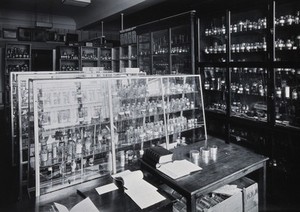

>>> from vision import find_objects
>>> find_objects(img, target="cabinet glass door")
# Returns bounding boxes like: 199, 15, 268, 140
171, 25, 191, 74
275, 0, 300, 62
201, 14, 227, 62
230, 67, 268, 121
274, 68, 300, 128
203, 67, 227, 114
152, 29, 169, 75
138, 33, 151, 74
230, 8, 267, 62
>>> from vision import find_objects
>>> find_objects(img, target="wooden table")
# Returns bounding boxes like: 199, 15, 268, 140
36, 171, 172, 212
141, 137, 269, 212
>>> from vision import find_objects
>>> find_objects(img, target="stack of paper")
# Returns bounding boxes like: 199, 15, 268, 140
157, 159, 202, 179
111, 170, 166, 209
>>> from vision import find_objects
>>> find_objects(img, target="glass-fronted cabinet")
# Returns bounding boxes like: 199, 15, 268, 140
138, 33, 151, 74
29, 74, 206, 196
137, 11, 196, 75
230, 67, 268, 121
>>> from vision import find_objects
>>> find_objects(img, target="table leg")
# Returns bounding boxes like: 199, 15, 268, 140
259, 161, 267, 211
186, 194, 196, 212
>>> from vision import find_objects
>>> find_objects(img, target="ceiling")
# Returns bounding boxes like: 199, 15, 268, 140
1, 0, 233, 34
0, 0, 173, 30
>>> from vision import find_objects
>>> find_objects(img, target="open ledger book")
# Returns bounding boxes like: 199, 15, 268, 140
157, 159, 202, 179
54, 197, 99, 212
112, 170, 166, 209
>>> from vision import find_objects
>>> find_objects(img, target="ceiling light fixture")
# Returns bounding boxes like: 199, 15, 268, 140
62, 0, 91, 7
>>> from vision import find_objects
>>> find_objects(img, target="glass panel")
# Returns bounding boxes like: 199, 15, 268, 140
203, 67, 227, 114
201, 14, 227, 62
230, 8, 267, 62
162, 76, 205, 146
152, 29, 169, 75
138, 33, 151, 74
230, 67, 268, 121
112, 77, 165, 172
171, 25, 191, 74
274, 68, 300, 128
33, 78, 112, 195
275, 1, 300, 62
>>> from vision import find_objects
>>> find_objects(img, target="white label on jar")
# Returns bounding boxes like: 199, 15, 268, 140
285, 86, 290, 98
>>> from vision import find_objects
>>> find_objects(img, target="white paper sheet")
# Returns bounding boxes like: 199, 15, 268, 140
157, 159, 202, 179
54, 197, 99, 212
95, 183, 118, 195
125, 187, 166, 209
213, 184, 242, 196
111, 170, 166, 209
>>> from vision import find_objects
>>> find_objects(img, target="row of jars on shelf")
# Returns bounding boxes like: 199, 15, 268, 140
231, 82, 267, 96
100, 54, 112, 60
206, 102, 227, 112
61, 52, 79, 60
231, 101, 267, 119
205, 67, 300, 75
275, 38, 300, 50
204, 18, 267, 36
125, 116, 198, 144
81, 52, 98, 60
275, 68, 300, 75
39, 130, 111, 167
276, 12, 300, 26
117, 82, 196, 99
204, 67, 267, 76
6, 64, 29, 72
6, 48, 30, 59
204, 78, 226, 91
120, 55, 137, 60
275, 84, 299, 100
117, 97, 195, 120
61, 65, 79, 71
171, 46, 190, 54
204, 40, 267, 54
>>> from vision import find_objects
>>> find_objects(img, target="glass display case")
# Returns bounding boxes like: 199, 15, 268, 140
12, 71, 145, 197
230, 67, 268, 121
29, 74, 206, 196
